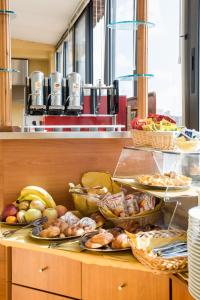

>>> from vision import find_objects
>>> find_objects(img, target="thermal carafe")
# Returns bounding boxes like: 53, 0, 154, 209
30, 71, 44, 106
50, 72, 63, 106
66, 72, 82, 111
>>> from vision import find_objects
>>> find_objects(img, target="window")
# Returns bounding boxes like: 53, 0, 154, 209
56, 45, 63, 74
110, 0, 135, 97
67, 30, 73, 75
148, 0, 182, 124
75, 13, 86, 83
93, 0, 105, 84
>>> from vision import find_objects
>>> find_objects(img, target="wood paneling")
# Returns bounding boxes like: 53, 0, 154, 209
12, 285, 73, 300
172, 276, 195, 300
137, 0, 148, 118
0, 0, 12, 126
0, 245, 11, 300
0, 138, 131, 208
82, 263, 169, 300
12, 248, 81, 299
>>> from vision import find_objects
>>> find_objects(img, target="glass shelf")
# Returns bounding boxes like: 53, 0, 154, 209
124, 146, 200, 156
117, 73, 154, 81
0, 68, 19, 73
108, 20, 155, 30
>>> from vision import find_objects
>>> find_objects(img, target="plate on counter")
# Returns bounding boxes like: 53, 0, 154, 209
136, 174, 192, 190
0, 221, 27, 226
79, 231, 131, 252
136, 182, 191, 191
29, 226, 82, 241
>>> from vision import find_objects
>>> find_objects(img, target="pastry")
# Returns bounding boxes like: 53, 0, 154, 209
90, 212, 105, 227
128, 229, 187, 251
111, 233, 130, 249
85, 230, 114, 249
137, 173, 191, 187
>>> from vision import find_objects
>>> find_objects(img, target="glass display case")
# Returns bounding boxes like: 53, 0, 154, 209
112, 146, 200, 230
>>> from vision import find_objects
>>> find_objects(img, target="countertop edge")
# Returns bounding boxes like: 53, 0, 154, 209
0, 131, 132, 139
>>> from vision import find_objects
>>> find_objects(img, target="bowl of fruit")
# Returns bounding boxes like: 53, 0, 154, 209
131, 114, 180, 150
0, 185, 67, 226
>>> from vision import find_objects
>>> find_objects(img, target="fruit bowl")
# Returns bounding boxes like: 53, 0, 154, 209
176, 138, 200, 152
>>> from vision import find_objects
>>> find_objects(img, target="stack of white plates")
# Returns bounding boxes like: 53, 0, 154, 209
188, 206, 200, 300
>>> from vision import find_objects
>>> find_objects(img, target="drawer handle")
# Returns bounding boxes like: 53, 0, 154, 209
39, 266, 49, 273
118, 283, 127, 291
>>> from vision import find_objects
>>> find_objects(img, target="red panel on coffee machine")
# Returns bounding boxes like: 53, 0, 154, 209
43, 96, 127, 131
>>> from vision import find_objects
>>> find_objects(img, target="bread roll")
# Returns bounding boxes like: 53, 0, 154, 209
111, 233, 130, 249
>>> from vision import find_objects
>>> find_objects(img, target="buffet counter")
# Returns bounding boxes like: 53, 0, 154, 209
0, 132, 195, 300
0, 228, 193, 300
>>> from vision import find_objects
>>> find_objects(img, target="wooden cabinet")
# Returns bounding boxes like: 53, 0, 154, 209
12, 285, 74, 300
12, 248, 81, 299
0, 245, 11, 300
82, 263, 169, 300
171, 276, 195, 300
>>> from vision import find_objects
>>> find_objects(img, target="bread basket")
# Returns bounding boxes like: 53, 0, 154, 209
151, 131, 177, 150
131, 129, 153, 147
99, 198, 163, 229
72, 193, 99, 216
127, 230, 188, 274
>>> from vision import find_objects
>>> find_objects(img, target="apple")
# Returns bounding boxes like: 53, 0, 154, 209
56, 205, 68, 217
43, 208, 58, 221
1, 204, 18, 221
25, 209, 42, 223
30, 200, 46, 211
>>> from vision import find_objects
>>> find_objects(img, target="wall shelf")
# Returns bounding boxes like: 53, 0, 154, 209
107, 20, 155, 30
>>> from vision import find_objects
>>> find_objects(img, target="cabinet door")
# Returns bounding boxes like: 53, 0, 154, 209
172, 276, 195, 300
82, 263, 169, 300
12, 248, 81, 299
12, 285, 73, 300
0, 245, 11, 300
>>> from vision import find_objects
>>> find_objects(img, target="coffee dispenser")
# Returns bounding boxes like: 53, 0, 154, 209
28, 71, 46, 115
48, 72, 65, 115
66, 72, 82, 113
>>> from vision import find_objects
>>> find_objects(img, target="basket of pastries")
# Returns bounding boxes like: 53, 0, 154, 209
126, 229, 188, 273
131, 114, 179, 150
69, 172, 120, 216
98, 191, 163, 229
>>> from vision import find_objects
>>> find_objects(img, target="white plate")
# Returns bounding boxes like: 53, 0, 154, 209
188, 286, 200, 300
189, 280, 200, 294
188, 245, 200, 255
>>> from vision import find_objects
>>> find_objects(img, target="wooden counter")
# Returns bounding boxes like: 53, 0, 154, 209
0, 235, 193, 300
1, 236, 170, 300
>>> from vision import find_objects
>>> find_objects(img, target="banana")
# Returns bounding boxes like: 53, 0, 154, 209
18, 194, 45, 204
19, 186, 56, 208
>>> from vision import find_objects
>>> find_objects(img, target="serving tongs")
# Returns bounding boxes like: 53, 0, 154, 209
48, 237, 82, 249
2, 216, 48, 238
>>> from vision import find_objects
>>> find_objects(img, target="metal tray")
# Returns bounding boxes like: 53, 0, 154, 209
30, 231, 82, 241
80, 231, 131, 252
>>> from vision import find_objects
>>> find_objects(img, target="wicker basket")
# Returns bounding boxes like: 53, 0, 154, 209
131, 129, 153, 147
130, 244, 188, 274
99, 199, 163, 229
151, 131, 177, 150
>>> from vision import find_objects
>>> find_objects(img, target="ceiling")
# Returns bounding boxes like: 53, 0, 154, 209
10, 0, 81, 45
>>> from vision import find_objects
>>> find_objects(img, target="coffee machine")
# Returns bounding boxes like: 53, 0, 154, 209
24, 71, 127, 131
